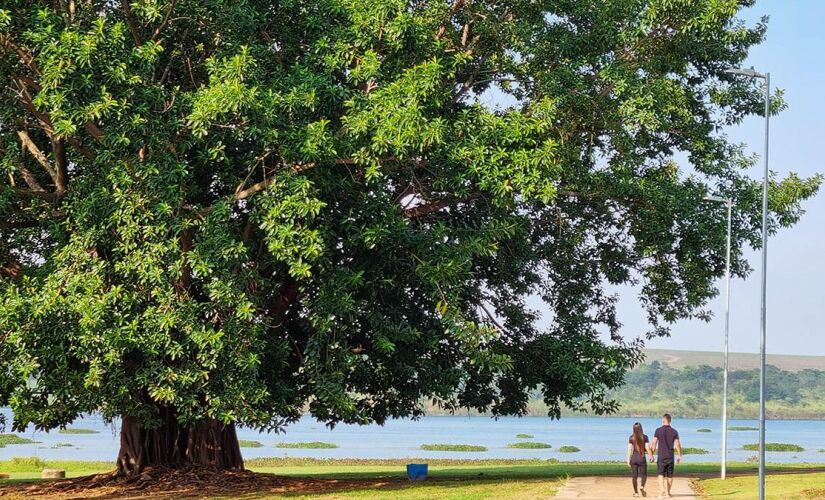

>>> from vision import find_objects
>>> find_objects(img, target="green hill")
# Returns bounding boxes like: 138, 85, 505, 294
643, 349, 825, 372
424, 349, 825, 419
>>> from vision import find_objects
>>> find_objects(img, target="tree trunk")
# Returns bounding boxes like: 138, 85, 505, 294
116, 407, 243, 476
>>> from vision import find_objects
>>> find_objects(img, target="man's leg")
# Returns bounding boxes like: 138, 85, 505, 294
666, 476, 674, 495
658, 474, 665, 496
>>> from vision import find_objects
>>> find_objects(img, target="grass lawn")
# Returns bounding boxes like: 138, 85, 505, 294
697, 472, 825, 499
267, 477, 566, 499
2, 458, 825, 498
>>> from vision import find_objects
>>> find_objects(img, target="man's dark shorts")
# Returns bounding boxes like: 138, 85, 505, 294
658, 459, 675, 477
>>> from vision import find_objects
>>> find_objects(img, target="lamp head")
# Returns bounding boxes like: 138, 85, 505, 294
724, 67, 765, 79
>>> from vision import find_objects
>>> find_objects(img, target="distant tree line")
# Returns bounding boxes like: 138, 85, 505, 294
602, 362, 825, 419
426, 362, 825, 419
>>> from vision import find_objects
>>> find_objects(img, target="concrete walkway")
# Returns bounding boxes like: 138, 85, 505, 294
555, 476, 698, 499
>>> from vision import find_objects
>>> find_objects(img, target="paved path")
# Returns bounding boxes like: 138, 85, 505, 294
555, 476, 698, 499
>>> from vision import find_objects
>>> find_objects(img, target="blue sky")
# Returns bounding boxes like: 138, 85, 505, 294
638, 1, 825, 355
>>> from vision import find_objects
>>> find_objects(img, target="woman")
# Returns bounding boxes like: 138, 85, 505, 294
627, 422, 654, 497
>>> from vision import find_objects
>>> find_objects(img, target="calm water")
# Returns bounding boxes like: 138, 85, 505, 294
2, 410, 823, 463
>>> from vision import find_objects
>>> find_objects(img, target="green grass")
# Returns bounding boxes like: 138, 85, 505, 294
743, 443, 804, 452
239, 440, 264, 448
419, 444, 487, 452
515, 434, 533, 439
681, 447, 710, 455
729, 426, 759, 431
0, 434, 37, 447
697, 428, 712, 432
0, 457, 115, 479
244, 458, 825, 482
276, 442, 338, 449
58, 428, 99, 434
506, 442, 551, 449
5, 456, 825, 479
557, 446, 580, 453
4, 457, 825, 499
698, 472, 825, 499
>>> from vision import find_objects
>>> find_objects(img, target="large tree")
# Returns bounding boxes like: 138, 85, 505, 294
0, 0, 819, 476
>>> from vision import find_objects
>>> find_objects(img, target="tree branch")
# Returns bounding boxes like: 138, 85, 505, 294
151, 0, 178, 41
478, 302, 509, 335
17, 164, 45, 192
437, 0, 467, 39
10, 187, 57, 201
17, 130, 57, 182
234, 159, 354, 201
0, 34, 40, 74
53, 138, 68, 197
122, 0, 144, 47
403, 192, 483, 219
0, 262, 23, 281
11, 78, 54, 135
11, 77, 99, 161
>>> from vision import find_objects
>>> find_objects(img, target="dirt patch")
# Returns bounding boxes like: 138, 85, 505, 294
0, 467, 409, 499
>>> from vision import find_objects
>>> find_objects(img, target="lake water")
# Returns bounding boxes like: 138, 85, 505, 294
2, 410, 823, 463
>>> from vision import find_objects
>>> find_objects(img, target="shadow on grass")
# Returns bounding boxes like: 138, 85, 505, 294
239, 476, 558, 499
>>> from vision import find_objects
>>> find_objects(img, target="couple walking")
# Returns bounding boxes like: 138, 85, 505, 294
626, 414, 684, 498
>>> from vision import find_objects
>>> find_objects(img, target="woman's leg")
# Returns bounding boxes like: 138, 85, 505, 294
640, 462, 647, 488
631, 463, 640, 493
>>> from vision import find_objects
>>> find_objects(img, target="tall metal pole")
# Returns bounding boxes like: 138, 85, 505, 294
721, 198, 732, 480
757, 71, 770, 500
704, 193, 733, 480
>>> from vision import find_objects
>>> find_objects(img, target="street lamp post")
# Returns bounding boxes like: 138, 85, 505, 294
725, 66, 770, 500
705, 194, 733, 480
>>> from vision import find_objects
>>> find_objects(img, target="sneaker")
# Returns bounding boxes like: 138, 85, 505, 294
641, 487, 647, 497
633, 494, 639, 498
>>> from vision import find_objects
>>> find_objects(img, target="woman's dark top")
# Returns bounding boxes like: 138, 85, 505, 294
628, 434, 649, 464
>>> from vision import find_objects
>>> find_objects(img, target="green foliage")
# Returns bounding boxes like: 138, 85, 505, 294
743, 443, 804, 452
681, 448, 710, 455
507, 442, 552, 449
276, 442, 339, 449
0, 457, 113, 473
0, 0, 820, 464
557, 446, 580, 453
602, 363, 825, 419
58, 428, 99, 435
0, 434, 36, 447
730, 427, 759, 431
238, 440, 264, 448
515, 434, 534, 439
697, 429, 712, 433
420, 444, 487, 452
9, 456, 47, 469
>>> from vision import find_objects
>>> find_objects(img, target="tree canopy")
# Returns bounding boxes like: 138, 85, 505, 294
0, 0, 820, 472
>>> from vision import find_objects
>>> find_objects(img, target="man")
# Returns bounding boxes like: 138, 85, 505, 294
650, 413, 683, 498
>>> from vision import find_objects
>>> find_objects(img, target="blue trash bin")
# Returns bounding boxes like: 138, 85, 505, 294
406, 463, 428, 481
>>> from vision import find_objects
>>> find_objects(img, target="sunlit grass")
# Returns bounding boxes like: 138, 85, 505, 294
698, 472, 825, 499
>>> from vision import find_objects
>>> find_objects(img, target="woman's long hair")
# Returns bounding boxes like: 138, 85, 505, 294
632, 422, 646, 454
